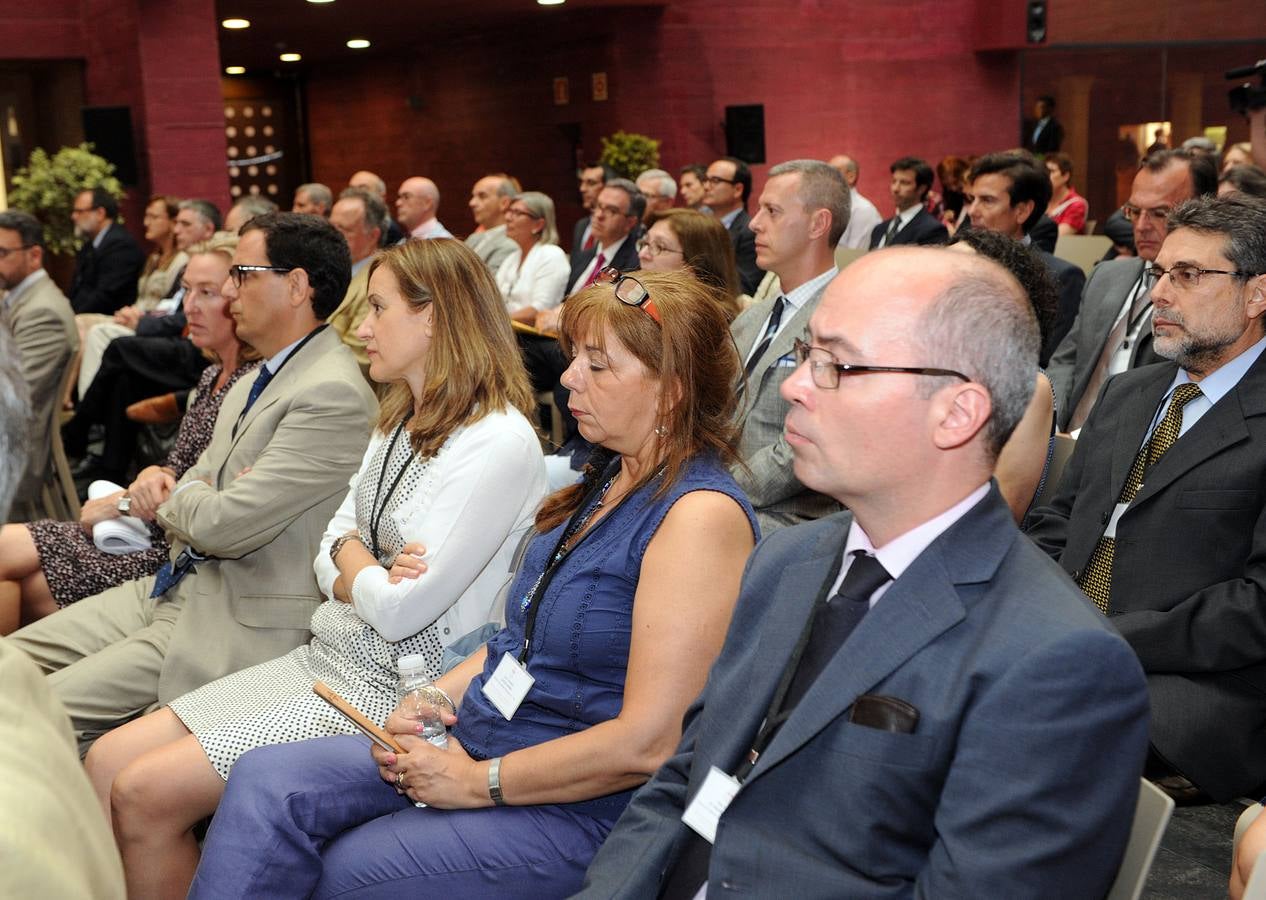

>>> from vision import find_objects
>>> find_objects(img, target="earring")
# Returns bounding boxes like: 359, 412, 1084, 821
654, 424, 668, 437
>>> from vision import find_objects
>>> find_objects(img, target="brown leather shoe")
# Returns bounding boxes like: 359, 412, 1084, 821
126, 392, 181, 425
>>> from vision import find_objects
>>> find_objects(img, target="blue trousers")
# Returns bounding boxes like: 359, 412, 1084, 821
188, 735, 614, 899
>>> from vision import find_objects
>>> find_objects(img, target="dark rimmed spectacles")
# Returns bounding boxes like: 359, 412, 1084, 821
636, 238, 684, 258
703, 175, 737, 186
229, 264, 295, 289
596, 266, 661, 324
1145, 261, 1260, 291
793, 339, 970, 390
0, 244, 34, 259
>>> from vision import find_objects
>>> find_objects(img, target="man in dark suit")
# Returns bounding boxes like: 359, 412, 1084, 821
1027, 194, 1266, 803
68, 187, 145, 315
1024, 95, 1065, 155
1047, 148, 1218, 430
963, 151, 1086, 363
868, 157, 949, 249
565, 178, 643, 296
570, 163, 613, 266
703, 156, 764, 294
579, 247, 1150, 898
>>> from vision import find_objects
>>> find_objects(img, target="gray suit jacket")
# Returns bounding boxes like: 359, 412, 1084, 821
1026, 351, 1266, 801
1046, 257, 1163, 430
579, 488, 1149, 898
465, 224, 517, 275
1, 273, 77, 505
153, 326, 377, 700
730, 282, 839, 532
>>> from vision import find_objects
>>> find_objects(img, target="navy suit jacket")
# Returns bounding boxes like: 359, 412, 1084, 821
69, 223, 146, 315
868, 207, 948, 249
570, 216, 593, 268
1027, 351, 1266, 801
726, 208, 764, 295
579, 487, 1150, 898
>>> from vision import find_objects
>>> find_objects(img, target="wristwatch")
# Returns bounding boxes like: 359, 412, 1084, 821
329, 533, 363, 563
116, 494, 132, 515
488, 757, 506, 806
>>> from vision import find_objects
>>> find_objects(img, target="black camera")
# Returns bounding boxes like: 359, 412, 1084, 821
1227, 59, 1266, 116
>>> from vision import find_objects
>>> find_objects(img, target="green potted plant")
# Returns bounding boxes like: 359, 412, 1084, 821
8, 143, 124, 256
600, 131, 661, 181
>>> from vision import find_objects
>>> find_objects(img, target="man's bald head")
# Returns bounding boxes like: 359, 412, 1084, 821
395, 176, 441, 231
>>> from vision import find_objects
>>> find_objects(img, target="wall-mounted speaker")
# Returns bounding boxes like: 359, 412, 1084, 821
725, 104, 765, 165
1026, 0, 1047, 44
81, 106, 139, 186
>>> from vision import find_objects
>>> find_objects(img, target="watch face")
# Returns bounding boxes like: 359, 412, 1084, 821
118, 497, 131, 513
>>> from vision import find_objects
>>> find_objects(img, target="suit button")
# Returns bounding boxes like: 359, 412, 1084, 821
1072, 569, 1081, 580
1100, 510, 1109, 524
720, 880, 734, 890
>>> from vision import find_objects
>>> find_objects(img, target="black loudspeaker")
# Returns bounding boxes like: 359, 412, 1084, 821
725, 104, 765, 165
81, 106, 139, 185
1026, 0, 1047, 44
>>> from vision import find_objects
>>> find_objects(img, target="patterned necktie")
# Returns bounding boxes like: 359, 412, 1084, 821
742, 295, 787, 383
1077, 383, 1203, 612
582, 251, 607, 289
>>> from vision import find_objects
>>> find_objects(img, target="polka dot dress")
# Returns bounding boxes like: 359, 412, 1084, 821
169, 425, 448, 780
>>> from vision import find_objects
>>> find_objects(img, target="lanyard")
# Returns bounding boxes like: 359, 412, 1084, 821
368, 418, 419, 561
732, 538, 848, 783
232, 324, 327, 436
517, 458, 622, 664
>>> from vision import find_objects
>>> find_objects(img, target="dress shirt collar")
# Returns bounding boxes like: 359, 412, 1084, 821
0, 268, 47, 312
782, 266, 839, 313
594, 234, 628, 264
92, 221, 111, 249
264, 331, 308, 375
1166, 333, 1266, 409
719, 207, 742, 229
893, 203, 922, 229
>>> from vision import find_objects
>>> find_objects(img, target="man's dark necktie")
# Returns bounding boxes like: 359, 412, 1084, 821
231, 364, 275, 438
883, 215, 900, 246
659, 551, 891, 899
739, 295, 787, 390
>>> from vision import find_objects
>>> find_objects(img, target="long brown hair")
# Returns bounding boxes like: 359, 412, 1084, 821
369, 238, 535, 458
646, 208, 742, 321
535, 270, 742, 531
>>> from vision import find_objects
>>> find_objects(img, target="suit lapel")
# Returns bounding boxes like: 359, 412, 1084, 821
1107, 365, 1173, 494
222, 329, 326, 461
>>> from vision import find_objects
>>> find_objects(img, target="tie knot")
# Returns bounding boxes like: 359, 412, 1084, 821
1170, 383, 1202, 408
835, 552, 891, 605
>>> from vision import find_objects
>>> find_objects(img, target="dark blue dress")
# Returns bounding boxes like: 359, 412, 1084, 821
188, 454, 757, 900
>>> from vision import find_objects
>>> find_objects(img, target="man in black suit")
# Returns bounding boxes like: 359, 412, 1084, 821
869, 157, 949, 249
1024, 96, 1064, 155
703, 156, 764, 294
964, 151, 1086, 363
570, 162, 614, 266
565, 178, 644, 296
1027, 194, 1266, 803
68, 187, 145, 315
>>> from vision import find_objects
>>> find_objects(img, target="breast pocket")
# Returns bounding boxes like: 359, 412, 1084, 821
822, 720, 939, 770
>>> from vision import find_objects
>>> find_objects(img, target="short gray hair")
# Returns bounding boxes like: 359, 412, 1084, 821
637, 168, 677, 199
1168, 193, 1266, 280
515, 191, 560, 247
231, 196, 278, 220
296, 183, 333, 213
338, 187, 389, 236
604, 178, 647, 222
179, 198, 222, 231
0, 326, 31, 520
915, 256, 1039, 458
767, 159, 851, 246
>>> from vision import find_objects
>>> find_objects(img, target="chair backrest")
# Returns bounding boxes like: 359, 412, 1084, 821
1054, 234, 1113, 276
833, 246, 868, 271
1105, 779, 1175, 900
1029, 433, 1076, 512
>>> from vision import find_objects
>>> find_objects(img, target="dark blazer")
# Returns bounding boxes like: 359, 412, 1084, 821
1025, 116, 1065, 154
68, 223, 146, 315
1035, 248, 1086, 366
567, 235, 640, 296
570, 216, 593, 268
1026, 352, 1266, 801
1029, 214, 1059, 254
726, 208, 764, 295
580, 488, 1150, 898
1046, 257, 1164, 430
868, 207, 949, 249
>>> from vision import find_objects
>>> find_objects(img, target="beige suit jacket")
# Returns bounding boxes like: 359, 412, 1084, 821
0, 638, 125, 898
154, 325, 376, 700
1, 272, 77, 504
327, 264, 371, 372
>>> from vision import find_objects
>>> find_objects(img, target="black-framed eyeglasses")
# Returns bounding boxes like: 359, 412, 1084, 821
703, 175, 737, 186
229, 264, 295, 289
1146, 261, 1259, 291
596, 266, 661, 324
635, 238, 684, 258
792, 339, 970, 390
0, 244, 34, 259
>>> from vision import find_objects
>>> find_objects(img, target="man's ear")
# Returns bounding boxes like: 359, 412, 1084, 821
1246, 274, 1266, 322
286, 268, 313, 309
930, 382, 992, 452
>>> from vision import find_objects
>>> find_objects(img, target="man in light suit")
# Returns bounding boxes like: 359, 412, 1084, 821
327, 187, 387, 374
0, 351, 124, 898
1048, 148, 1218, 430
1027, 194, 1266, 803
9, 212, 377, 752
0, 210, 77, 512
730, 159, 846, 532
869, 156, 949, 249
704, 156, 765, 294
579, 248, 1150, 898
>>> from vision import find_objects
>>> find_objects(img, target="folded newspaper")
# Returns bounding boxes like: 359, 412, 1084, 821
88, 480, 152, 555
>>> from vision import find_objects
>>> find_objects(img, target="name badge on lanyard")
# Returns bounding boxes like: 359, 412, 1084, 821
681, 767, 742, 843
481, 653, 536, 720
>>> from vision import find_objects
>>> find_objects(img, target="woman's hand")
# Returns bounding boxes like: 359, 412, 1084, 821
128, 466, 177, 521
79, 491, 125, 535
386, 542, 428, 584
535, 306, 562, 335
371, 708, 486, 808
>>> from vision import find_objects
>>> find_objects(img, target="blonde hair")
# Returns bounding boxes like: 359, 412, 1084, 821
368, 239, 535, 457
184, 232, 262, 365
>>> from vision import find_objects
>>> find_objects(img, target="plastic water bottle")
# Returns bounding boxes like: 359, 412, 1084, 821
396, 654, 449, 749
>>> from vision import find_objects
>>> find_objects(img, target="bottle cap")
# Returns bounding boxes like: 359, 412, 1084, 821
397, 653, 429, 676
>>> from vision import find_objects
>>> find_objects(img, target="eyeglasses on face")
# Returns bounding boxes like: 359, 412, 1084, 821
0, 244, 34, 259
636, 238, 684, 258
1146, 262, 1260, 290
594, 202, 631, 218
703, 175, 737, 186
792, 338, 970, 391
596, 266, 661, 324
229, 264, 295, 289
71, 206, 97, 215
505, 207, 542, 220
1121, 203, 1172, 224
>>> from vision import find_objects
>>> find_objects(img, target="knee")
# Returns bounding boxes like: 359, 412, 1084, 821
110, 757, 169, 840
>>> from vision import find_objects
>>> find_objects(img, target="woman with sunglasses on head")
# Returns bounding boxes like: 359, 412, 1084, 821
495, 191, 570, 326
637, 208, 742, 322
186, 270, 758, 899
83, 239, 549, 899
0, 234, 258, 633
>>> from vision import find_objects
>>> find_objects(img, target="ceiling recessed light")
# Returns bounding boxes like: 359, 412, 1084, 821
346, 38, 370, 49
307, 0, 335, 3
221, 17, 250, 28
279, 52, 302, 62
225, 66, 247, 75
538, 0, 565, 5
